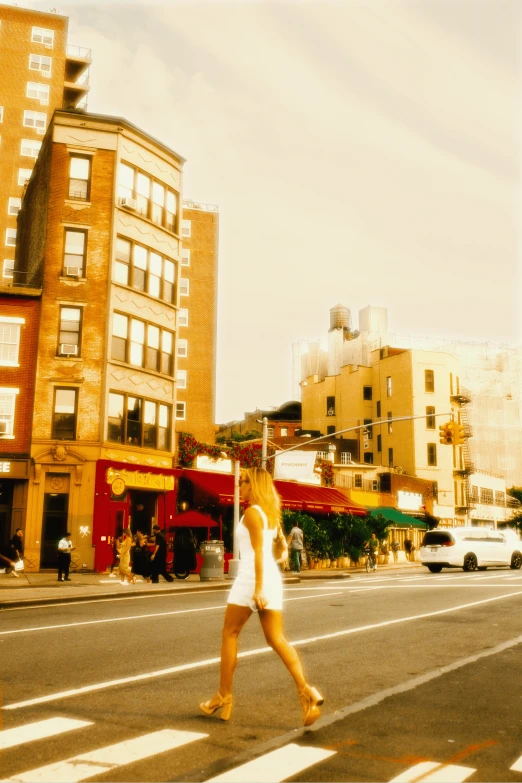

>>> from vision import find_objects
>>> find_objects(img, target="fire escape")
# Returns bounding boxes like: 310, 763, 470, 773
451, 386, 474, 517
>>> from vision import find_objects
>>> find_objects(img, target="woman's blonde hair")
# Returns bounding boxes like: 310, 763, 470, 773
245, 467, 281, 529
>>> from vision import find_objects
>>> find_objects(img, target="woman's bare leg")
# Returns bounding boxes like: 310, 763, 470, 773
219, 604, 252, 696
259, 610, 306, 693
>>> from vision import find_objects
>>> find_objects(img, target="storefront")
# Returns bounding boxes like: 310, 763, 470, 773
0, 458, 29, 550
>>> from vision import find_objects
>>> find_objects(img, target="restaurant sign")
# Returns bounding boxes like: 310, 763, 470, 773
106, 467, 174, 492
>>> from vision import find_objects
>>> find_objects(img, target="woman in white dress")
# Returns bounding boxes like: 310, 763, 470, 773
200, 467, 323, 725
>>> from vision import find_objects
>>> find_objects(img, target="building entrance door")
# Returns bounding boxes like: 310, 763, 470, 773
41, 493, 69, 568
129, 491, 156, 535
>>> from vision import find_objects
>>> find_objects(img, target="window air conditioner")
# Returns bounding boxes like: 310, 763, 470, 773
0, 420, 8, 434
36, 127, 46, 135
119, 196, 137, 209
65, 266, 81, 277
42, 71, 51, 78
44, 43, 53, 49
60, 344, 78, 356
40, 99, 49, 106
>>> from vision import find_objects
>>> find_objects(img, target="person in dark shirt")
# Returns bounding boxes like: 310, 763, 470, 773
10, 528, 24, 561
150, 524, 173, 583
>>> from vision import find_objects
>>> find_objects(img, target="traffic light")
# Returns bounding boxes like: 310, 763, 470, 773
453, 424, 466, 445
439, 421, 455, 445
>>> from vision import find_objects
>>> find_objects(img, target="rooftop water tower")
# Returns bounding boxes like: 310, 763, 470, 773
329, 303, 351, 331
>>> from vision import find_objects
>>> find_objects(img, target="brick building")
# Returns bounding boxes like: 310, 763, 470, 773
177, 202, 218, 444
0, 3, 90, 284
15, 108, 184, 571
0, 284, 40, 549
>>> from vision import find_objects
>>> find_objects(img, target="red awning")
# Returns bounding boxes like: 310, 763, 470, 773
172, 510, 220, 528
175, 469, 366, 516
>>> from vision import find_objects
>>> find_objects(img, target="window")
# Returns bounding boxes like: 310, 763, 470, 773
181, 249, 190, 266
177, 338, 187, 357
376, 401, 381, 418
58, 307, 81, 356
377, 434, 382, 452
3, 259, 14, 280
63, 229, 86, 276
364, 418, 373, 439
470, 485, 479, 503
18, 168, 32, 186
387, 412, 392, 434
280, 427, 288, 437
427, 443, 437, 466
176, 369, 187, 389
426, 406, 436, 429
316, 451, 329, 460
181, 219, 191, 237
110, 313, 174, 376
52, 388, 77, 440
388, 447, 393, 466
8, 198, 21, 216
363, 386, 372, 401
29, 54, 52, 75
23, 110, 46, 130
0, 389, 18, 437
495, 491, 505, 507
179, 278, 190, 296
175, 401, 186, 420
117, 162, 179, 231
113, 237, 176, 303
425, 369, 435, 393
364, 453, 374, 465
340, 452, 352, 464
5, 228, 16, 246
21, 138, 42, 157
31, 26, 54, 46
267, 427, 274, 438
327, 425, 335, 435
0, 106, 3, 122
354, 474, 363, 489
26, 81, 50, 102
178, 308, 188, 327
386, 376, 392, 397
326, 396, 335, 416
0, 318, 23, 365
68, 156, 90, 200
480, 487, 494, 505
107, 392, 171, 450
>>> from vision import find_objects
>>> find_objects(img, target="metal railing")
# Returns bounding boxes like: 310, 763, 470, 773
66, 45, 92, 59
182, 200, 219, 212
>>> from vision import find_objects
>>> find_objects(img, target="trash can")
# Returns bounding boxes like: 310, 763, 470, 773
199, 540, 225, 581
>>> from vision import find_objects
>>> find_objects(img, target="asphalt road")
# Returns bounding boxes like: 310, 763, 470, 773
2, 567, 522, 782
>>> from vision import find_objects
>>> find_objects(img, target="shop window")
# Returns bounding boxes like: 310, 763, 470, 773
52, 388, 77, 440
68, 156, 91, 200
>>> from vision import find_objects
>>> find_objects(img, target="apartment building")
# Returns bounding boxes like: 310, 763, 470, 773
177, 201, 218, 444
0, 3, 91, 284
0, 284, 40, 549
15, 109, 184, 571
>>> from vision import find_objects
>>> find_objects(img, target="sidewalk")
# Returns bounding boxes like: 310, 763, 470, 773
0, 560, 422, 609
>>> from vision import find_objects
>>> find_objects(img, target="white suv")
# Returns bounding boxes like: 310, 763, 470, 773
420, 527, 522, 573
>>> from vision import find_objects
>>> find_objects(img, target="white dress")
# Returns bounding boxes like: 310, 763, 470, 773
227, 504, 283, 611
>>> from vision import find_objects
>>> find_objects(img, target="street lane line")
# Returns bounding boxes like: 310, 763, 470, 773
205, 743, 335, 782
510, 754, 522, 772
5, 729, 207, 782
4, 590, 522, 712
0, 718, 92, 750
0, 589, 229, 613
0, 593, 339, 637
389, 760, 475, 782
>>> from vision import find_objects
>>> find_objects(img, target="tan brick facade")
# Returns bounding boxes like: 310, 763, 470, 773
177, 203, 218, 445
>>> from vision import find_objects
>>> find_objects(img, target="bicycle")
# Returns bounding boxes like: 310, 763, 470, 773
364, 547, 377, 573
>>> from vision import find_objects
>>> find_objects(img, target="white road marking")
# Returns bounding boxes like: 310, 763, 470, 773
0, 718, 92, 750
0, 589, 228, 613
4, 590, 522, 711
205, 743, 335, 782
510, 754, 522, 772
5, 729, 207, 782
389, 760, 475, 782
0, 593, 340, 637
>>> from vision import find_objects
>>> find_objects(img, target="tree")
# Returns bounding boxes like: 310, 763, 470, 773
366, 513, 392, 543
507, 487, 522, 504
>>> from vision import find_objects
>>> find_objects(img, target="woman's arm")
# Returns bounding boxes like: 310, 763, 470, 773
242, 506, 266, 610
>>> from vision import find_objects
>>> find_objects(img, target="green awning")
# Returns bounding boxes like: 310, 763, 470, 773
369, 507, 427, 527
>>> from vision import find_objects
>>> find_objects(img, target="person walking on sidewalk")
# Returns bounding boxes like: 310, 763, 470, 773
150, 524, 174, 583
57, 532, 74, 582
391, 537, 400, 564
200, 467, 323, 726
404, 535, 413, 562
0, 551, 19, 577
288, 520, 304, 574
117, 528, 134, 584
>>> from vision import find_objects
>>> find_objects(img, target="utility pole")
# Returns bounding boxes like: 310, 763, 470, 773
261, 416, 268, 470
227, 459, 241, 580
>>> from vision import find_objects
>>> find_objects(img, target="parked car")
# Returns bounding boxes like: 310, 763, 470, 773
419, 527, 522, 573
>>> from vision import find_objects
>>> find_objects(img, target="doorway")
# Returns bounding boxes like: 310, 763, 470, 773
41, 493, 69, 568
129, 491, 156, 535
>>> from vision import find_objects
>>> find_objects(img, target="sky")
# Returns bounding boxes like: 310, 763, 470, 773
19, 0, 522, 422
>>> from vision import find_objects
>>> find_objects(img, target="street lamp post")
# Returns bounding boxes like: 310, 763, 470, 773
227, 459, 241, 580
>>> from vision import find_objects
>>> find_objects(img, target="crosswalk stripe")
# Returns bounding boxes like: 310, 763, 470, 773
6, 729, 207, 782
389, 761, 476, 782
510, 754, 522, 772
205, 743, 336, 782
0, 718, 92, 750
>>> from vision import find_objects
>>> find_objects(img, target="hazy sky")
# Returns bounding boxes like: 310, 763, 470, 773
23, 0, 522, 422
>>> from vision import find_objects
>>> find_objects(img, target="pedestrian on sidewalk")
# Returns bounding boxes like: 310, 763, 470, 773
57, 532, 74, 581
150, 524, 174, 583
287, 520, 304, 574
0, 551, 19, 577
200, 467, 323, 727
10, 528, 24, 562
131, 529, 152, 583
117, 528, 134, 584
109, 529, 123, 578
391, 537, 400, 564
404, 535, 413, 562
